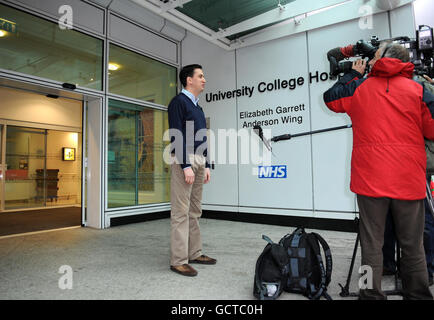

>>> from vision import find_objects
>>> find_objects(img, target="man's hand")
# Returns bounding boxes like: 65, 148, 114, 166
352, 59, 367, 75
183, 167, 195, 185
204, 168, 211, 184
423, 75, 434, 84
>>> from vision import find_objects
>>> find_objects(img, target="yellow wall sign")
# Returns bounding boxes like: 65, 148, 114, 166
0, 18, 17, 34
63, 147, 76, 161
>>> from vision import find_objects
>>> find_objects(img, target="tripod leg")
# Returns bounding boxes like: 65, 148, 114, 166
384, 239, 403, 296
426, 181, 434, 219
339, 228, 360, 297
395, 241, 402, 291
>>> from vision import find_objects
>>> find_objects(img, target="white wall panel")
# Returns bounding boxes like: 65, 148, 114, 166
236, 33, 313, 211
181, 31, 238, 206
390, 3, 416, 38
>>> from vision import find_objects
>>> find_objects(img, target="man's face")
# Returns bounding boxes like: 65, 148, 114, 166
368, 48, 382, 68
187, 68, 206, 94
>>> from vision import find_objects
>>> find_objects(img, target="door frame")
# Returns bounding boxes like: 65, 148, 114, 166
0, 77, 104, 229
0, 124, 5, 212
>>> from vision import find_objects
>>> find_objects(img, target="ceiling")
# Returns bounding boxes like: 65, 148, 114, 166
98, 0, 415, 50
175, 0, 297, 40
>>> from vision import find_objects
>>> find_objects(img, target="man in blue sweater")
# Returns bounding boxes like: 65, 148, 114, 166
168, 64, 216, 277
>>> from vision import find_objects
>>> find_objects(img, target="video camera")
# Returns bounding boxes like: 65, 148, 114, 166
327, 25, 434, 79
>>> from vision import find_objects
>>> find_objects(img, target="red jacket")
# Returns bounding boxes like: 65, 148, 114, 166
323, 58, 434, 200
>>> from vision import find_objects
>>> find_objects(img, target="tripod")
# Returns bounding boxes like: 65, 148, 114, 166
427, 179, 434, 218
339, 217, 403, 298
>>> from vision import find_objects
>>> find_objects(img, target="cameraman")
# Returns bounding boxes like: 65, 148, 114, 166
418, 74, 434, 287
382, 74, 434, 286
323, 43, 434, 300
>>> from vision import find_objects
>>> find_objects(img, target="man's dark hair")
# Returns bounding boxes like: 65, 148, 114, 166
179, 64, 202, 88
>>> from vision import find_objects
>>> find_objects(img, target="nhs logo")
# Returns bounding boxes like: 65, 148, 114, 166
258, 165, 287, 178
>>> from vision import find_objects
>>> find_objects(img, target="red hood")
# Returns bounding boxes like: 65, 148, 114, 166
368, 57, 414, 78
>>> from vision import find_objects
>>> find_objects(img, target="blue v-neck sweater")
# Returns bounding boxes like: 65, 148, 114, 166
168, 92, 209, 169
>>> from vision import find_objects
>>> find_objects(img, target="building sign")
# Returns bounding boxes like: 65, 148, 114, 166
0, 18, 17, 34
258, 165, 287, 179
205, 71, 331, 103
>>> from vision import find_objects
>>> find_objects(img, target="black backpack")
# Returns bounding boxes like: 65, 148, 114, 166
253, 228, 333, 300
253, 235, 290, 300
279, 227, 333, 300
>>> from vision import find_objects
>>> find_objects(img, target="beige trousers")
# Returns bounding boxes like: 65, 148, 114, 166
170, 154, 205, 266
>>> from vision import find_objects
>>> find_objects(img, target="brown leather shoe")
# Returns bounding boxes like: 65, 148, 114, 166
189, 254, 217, 265
170, 264, 198, 277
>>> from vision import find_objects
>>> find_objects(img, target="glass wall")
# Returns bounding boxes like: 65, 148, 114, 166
0, 3, 178, 213
108, 44, 177, 106
5, 126, 46, 209
0, 4, 103, 90
4, 126, 82, 210
46, 130, 82, 207
107, 99, 170, 208
0, 124, 3, 211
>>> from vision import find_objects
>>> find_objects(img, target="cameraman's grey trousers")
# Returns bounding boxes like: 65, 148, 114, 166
357, 194, 433, 300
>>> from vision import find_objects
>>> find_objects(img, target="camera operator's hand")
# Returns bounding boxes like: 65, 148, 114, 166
352, 59, 367, 75
423, 75, 434, 84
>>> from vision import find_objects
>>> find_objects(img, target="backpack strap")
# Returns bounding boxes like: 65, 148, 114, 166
312, 233, 333, 286
278, 233, 291, 246
305, 234, 333, 300
255, 235, 285, 300
262, 234, 274, 245
254, 244, 270, 300
255, 235, 274, 300
285, 228, 309, 292
304, 234, 326, 299
289, 228, 305, 247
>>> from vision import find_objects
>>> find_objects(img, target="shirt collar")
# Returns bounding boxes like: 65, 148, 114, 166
181, 88, 199, 106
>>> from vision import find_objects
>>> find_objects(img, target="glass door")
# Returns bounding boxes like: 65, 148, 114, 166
0, 124, 5, 211
82, 102, 88, 226
5, 126, 47, 210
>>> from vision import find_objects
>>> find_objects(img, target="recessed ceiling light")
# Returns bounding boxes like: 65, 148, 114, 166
108, 63, 120, 71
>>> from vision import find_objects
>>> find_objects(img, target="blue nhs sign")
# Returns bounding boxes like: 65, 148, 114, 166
258, 165, 287, 178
